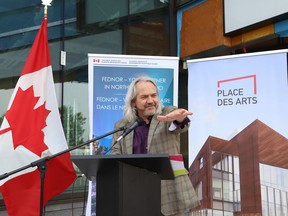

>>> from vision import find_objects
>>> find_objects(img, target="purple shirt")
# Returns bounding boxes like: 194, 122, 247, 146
133, 122, 149, 154
132, 116, 190, 154
133, 116, 152, 154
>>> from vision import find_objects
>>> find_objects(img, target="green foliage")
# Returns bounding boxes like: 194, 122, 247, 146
0, 113, 4, 126
61, 105, 87, 147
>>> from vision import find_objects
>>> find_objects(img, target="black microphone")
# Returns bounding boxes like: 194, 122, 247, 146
116, 117, 145, 142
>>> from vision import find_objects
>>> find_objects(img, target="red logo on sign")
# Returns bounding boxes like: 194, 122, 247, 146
218, 75, 257, 94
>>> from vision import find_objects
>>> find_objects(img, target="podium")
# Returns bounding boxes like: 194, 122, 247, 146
72, 154, 174, 216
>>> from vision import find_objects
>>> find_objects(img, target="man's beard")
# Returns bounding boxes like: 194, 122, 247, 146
144, 110, 156, 116
143, 105, 157, 116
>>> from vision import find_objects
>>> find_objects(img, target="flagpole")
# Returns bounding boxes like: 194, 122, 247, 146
42, 0, 52, 18
44, 5, 48, 19
39, 1, 52, 215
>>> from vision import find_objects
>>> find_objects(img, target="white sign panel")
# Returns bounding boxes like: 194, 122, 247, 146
187, 49, 288, 165
224, 0, 288, 34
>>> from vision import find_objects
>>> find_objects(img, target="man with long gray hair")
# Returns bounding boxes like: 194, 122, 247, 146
111, 76, 199, 216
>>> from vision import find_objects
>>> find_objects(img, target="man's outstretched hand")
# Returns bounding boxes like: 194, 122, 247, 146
157, 108, 193, 123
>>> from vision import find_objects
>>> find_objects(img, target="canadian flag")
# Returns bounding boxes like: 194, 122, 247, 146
0, 18, 76, 215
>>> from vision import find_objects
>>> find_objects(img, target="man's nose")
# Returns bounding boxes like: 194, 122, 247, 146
147, 96, 154, 103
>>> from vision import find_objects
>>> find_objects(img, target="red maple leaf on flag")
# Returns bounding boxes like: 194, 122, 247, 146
5, 86, 51, 157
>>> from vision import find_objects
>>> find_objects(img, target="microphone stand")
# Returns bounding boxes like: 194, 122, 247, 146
104, 139, 119, 155
0, 126, 125, 216
104, 117, 144, 155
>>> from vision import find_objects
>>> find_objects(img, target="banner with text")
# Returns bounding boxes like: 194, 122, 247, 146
187, 50, 288, 165
87, 54, 179, 215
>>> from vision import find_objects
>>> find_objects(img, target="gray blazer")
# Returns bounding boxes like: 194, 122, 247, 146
111, 106, 199, 215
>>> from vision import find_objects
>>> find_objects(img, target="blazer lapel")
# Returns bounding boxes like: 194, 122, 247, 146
147, 116, 159, 152
124, 131, 134, 154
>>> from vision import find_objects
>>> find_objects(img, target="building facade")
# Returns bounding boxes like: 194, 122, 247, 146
0, 0, 181, 213
189, 120, 288, 216
0, 0, 288, 214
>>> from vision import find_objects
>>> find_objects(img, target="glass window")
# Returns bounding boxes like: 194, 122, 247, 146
275, 189, 281, 205
223, 202, 234, 212
260, 163, 288, 215
262, 200, 268, 216
223, 179, 233, 202
77, 0, 172, 57
212, 170, 222, 179
261, 185, 268, 202
213, 201, 223, 211
268, 187, 275, 215
200, 156, 204, 169
222, 155, 228, 172
0, 4, 183, 216
0, 0, 174, 212
228, 155, 233, 173
233, 156, 240, 176
130, 0, 169, 14
268, 187, 274, 203
213, 178, 222, 200
224, 211, 233, 216
281, 191, 287, 209
62, 82, 89, 154
211, 152, 241, 213
83, 0, 169, 25
269, 202, 275, 216
212, 151, 223, 170
85, 0, 128, 24
197, 181, 203, 201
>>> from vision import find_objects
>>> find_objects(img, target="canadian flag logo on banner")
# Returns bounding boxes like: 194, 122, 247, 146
0, 17, 76, 216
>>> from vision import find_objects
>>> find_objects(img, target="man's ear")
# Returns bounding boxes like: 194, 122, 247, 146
131, 100, 136, 108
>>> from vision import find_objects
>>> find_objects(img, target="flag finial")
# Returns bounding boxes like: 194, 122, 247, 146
42, 0, 53, 17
